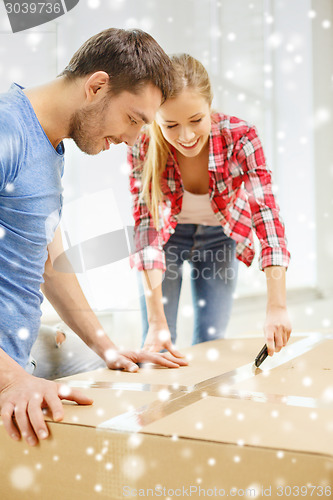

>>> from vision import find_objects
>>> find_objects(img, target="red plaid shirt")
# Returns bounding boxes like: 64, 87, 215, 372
128, 113, 290, 272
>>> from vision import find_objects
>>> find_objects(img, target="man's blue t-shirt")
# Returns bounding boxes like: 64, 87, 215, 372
0, 83, 64, 368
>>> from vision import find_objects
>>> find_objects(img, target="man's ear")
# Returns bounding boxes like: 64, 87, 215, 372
84, 71, 110, 102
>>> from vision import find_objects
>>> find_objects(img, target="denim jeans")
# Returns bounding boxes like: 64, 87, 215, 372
26, 324, 106, 379
139, 224, 238, 345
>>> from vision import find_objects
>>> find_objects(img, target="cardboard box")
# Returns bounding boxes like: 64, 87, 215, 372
1, 333, 332, 499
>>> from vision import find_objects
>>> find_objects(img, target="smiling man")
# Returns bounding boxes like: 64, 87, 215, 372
0, 28, 186, 447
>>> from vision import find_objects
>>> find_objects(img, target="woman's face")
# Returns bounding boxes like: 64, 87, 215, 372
156, 89, 211, 158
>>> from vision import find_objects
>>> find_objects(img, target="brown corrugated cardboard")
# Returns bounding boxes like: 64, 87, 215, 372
1, 334, 332, 499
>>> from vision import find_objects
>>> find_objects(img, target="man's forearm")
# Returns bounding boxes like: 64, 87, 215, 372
42, 256, 117, 361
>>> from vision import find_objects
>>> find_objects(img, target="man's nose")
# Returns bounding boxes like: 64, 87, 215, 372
123, 126, 143, 147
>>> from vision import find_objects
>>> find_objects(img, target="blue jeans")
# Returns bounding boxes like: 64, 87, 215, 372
139, 224, 238, 345
26, 324, 106, 379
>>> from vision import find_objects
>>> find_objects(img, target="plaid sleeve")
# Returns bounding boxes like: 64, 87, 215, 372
236, 126, 291, 270
128, 134, 166, 271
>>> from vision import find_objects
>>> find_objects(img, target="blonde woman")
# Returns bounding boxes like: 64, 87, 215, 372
128, 54, 291, 359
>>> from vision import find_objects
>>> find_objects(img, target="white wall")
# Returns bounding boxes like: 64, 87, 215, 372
312, 0, 333, 298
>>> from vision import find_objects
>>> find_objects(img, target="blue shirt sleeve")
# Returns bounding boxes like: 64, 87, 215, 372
0, 109, 25, 192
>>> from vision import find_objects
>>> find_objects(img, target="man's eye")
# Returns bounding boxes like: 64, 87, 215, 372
129, 116, 138, 125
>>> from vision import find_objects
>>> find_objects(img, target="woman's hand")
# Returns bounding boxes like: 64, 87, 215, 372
104, 345, 188, 372
139, 270, 187, 362
143, 321, 186, 360
263, 266, 292, 356
264, 305, 292, 356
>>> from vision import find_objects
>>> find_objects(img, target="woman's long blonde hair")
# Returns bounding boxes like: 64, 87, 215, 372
139, 53, 213, 229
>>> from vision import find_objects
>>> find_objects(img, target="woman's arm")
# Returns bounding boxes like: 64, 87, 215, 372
264, 266, 292, 355
234, 125, 291, 354
128, 138, 186, 360
236, 125, 290, 270
141, 269, 186, 359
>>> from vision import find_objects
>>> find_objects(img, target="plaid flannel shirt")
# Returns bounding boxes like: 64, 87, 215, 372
128, 113, 290, 272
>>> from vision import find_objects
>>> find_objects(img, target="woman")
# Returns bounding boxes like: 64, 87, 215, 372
128, 54, 291, 359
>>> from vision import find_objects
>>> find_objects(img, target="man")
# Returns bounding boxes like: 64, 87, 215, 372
0, 28, 186, 447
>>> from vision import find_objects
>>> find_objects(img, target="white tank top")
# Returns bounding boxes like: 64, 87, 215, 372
177, 190, 220, 226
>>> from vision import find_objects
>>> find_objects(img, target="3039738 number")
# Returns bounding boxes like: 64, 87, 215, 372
5, 3, 62, 15
276, 485, 331, 496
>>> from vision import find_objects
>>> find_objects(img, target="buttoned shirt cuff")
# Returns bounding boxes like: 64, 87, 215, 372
259, 247, 291, 271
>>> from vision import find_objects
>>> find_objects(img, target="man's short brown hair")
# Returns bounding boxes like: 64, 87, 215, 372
59, 28, 173, 102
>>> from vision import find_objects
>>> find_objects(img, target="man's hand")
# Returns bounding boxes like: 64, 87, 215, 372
0, 372, 93, 445
104, 347, 188, 372
264, 305, 292, 356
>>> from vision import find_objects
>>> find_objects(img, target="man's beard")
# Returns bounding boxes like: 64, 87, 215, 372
68, 98, 109, 155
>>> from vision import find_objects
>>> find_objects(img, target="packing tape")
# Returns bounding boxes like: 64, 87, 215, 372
211, 389, 333, 409
65, 381, 189, 392
93, 332, 331, 431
